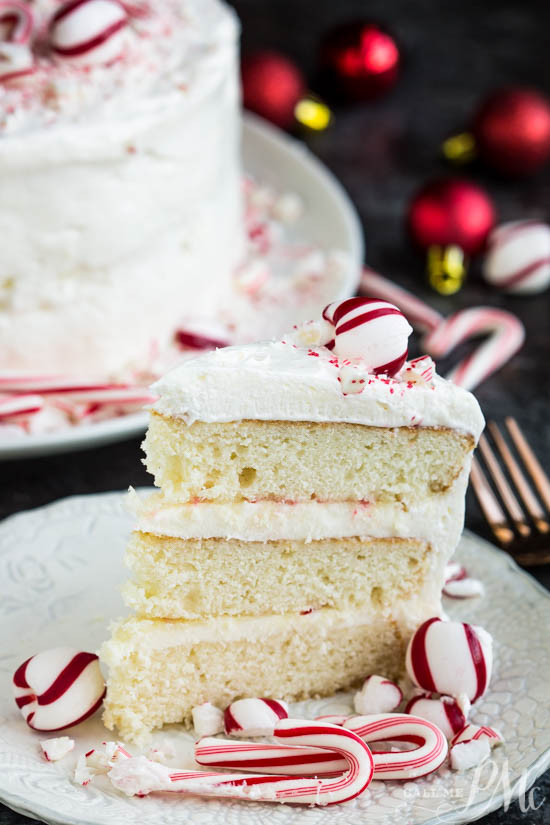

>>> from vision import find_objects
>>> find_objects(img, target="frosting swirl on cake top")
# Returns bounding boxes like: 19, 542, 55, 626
152, 339, 485, 438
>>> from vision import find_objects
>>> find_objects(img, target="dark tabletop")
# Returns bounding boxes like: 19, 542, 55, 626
1, 0, 550, 823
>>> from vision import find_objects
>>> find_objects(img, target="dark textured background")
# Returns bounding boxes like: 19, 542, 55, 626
1, 0, 550, 822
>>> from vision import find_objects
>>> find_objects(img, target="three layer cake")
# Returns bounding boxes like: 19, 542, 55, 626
102, 302, 484, 744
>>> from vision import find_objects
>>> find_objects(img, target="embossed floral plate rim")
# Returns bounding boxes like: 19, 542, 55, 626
0, 114, 363, 462
0, 491, 549, 825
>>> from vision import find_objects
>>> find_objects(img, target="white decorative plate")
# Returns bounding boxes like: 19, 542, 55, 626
0, 114, 363, 462
1, 492, 549, 825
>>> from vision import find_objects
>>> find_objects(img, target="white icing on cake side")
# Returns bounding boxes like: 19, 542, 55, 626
151, 341, 485, 438
0, 0, 244, 374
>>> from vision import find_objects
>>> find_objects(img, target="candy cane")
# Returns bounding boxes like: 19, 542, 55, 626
360, 267, 524, 391
423, 308, 525, 392
111, 720, 374, 806
0, 394, 43, 418
344, 714, 448, 779
0, 2, 34, 44
361, 267, 443, 333
196, 713, 446, 782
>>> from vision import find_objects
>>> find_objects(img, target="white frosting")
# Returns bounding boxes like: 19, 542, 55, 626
0, 0, 244, 374
105, 597, 440, 653
130, 470, 468, 545
152, 340, 485, 438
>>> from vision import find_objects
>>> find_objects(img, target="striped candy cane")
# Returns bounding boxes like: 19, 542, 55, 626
196, 713, 447, 782
111, 719, 374, 806
344, 714, 448, 780
423, 307, 525, 392
360, 267, 524, 391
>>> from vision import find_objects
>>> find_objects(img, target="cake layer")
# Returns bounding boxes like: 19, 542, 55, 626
125, 479, 466, 619
144, 415, 474, 503
101, 605, 428, 744
124, 535, 436, 619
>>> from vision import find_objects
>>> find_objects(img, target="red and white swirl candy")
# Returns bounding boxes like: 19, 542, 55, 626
111, 719, 374, 806
404, 692, 470, 740
483, 220, 550, 295
198, 713, 447, 782
224, 698, 288, 737
353, 675, 403, 715
49, 0, 128, 67
406, 617, 493, 703
323, 297, 412, 376
13, 647, 106, 731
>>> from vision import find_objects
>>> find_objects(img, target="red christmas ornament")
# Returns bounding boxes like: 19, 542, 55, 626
319, 20, 400, 101
408, 178, 496, 294
241, 51, 305, 130
408, 178, 495, 256
473, 87, 550, 176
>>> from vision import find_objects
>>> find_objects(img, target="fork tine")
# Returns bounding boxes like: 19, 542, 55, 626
506, 417, 550, 512
489, 420, 550, 534
470, 456, 515, 545
478, 434, 530, 536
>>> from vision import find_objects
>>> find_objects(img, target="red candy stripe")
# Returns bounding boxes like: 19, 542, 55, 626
408, 617, 439, 693
463, 623, 488, 702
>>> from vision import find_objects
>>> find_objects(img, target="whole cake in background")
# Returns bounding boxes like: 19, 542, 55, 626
101, 298, 485, 744
0, 0, 243, 375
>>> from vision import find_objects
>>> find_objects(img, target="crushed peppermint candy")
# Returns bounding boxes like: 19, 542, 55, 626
40, 736, 75, 762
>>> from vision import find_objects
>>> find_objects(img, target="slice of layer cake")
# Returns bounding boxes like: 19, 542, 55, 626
101, 300, 484, 744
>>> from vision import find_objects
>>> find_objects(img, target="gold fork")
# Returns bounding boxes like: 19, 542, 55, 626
470, 417, 550, 566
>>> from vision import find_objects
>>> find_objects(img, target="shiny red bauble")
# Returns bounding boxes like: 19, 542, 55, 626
319, 20, 400, 100
241, 51, 305, 130
407, 178, 496, 256
473, 87, 550, 176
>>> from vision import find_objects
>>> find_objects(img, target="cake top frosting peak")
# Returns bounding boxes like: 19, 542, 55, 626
151, 335, 485, 439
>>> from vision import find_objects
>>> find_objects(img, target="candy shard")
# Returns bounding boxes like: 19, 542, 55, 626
404, 692, 470, 740
40, 736, 75, 761
450, 723, 503, 748
192, 702, 224, 738
224, 698, 288, 737
443, 577, 485, 599
354, 675, 403, 715
450, 738, 491, 771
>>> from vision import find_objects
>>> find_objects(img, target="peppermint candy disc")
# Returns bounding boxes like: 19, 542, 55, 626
49, 0, 128, 67
405, 617, 493, 703
13, 647, 106, 731
324, 297, 412, 376
224, 698, 288, 737
483, 220, 550, 295
0, 1, 34, 44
